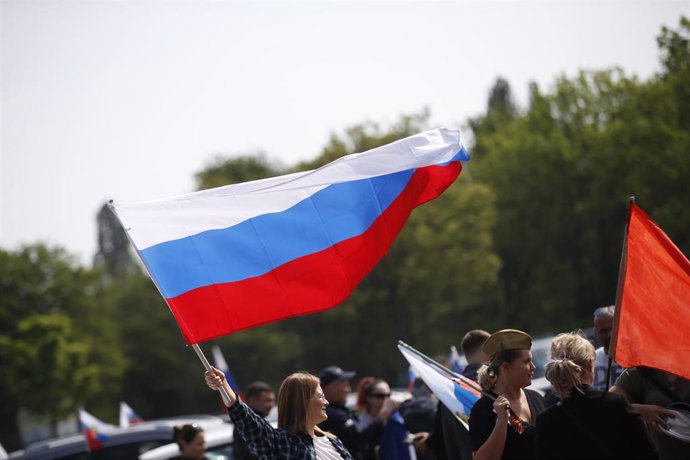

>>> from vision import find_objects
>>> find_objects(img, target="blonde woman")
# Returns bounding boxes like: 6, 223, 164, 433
205, 366, 353, 459
469, 329, 545, 460
536, 332, 657, 460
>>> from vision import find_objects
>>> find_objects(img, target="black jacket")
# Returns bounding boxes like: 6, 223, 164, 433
319, 402, 383, 460
536, 385, 658, 459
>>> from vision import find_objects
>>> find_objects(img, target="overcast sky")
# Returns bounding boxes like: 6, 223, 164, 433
2, 0, 687, 265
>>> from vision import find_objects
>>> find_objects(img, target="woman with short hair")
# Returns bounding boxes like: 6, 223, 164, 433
206, 367, 353, 459
469, 329, 546, 460
535, 331, 658, 459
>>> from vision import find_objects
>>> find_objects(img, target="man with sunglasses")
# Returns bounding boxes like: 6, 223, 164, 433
318, 366, 396, 459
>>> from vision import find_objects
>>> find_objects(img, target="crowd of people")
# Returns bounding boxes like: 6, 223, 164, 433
188, 305, 689, 460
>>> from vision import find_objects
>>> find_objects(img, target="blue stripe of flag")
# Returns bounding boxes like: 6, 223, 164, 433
141, 169, 412, 298
140, 148, 467, 299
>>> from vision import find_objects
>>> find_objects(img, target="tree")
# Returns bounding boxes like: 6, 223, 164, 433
469, 17, 690, 332
195, 154, 285, 190
7, 314, 98, 429
0, 245, 124, 449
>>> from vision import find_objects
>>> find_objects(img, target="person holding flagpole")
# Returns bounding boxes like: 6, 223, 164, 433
610, 368, 690, 460
205, 366, 353, 459
469, 329, 545, 460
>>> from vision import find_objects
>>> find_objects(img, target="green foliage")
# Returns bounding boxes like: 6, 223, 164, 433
469, 16, 690, 333
0, 245, 124, 444
195, 154, 285, 189
9, 314, 98, 420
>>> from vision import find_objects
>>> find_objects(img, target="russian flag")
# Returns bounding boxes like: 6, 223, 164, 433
111, 129, 469, 344
399, 343, 481, 428
406, 365, 417, 391
79, 409, 116, 451
119, 401, 144, 428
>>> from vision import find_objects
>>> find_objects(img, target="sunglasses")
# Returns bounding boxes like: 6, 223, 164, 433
369, 393, 391, 399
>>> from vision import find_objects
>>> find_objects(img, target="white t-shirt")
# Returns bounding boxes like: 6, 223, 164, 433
313, 434, 342, 460
592, 346, 624, 390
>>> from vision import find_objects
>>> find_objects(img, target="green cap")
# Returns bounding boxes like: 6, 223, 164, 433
483, 329, 532, 357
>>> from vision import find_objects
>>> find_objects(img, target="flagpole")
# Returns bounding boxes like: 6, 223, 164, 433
107, 202, 232, 402
192, 344, 233, 402
608, 196, 635, 389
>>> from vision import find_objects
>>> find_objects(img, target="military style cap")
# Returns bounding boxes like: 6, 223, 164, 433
482, 329, 532, 357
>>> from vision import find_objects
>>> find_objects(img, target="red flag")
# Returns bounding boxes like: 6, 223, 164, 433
611, 202, 690, 380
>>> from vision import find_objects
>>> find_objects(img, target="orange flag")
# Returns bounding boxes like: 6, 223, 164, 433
611, 202, 690, 380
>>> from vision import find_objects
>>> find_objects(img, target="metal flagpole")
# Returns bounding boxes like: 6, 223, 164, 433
607, 196, 635, 391
107, 201, 232, 402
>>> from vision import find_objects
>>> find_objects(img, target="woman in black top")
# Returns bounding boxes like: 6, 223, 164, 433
535, 332, 658, 460
469, 329, 546, 460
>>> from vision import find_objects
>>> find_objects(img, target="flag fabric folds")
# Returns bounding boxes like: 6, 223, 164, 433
79, 409, 116, 451
611, 202, 690, 381
111, 129, 468, 344
399, 344, 481, 429
119, 401, 144, 428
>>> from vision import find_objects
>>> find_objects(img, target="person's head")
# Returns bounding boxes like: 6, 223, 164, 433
355, 377, 391, 416
319, 365, 355, 406
173, 424, 205, 460
277, 372, 329, 435
544, 331, 596, 398
477, 329, 535, 392
461, 329, 491, 365
593, 305, 615, 353
245, 381, 276, 418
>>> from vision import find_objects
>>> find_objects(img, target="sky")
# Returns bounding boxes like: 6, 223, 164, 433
1, 0, 688, 266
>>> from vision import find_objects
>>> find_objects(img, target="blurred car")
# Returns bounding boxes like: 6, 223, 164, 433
140, 418, 281, 460
526, 335, 555, 395
8, 415, 225, 460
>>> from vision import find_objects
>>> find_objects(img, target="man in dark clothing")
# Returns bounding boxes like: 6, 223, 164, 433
426, 329, 489, 460
460, 329, 490, 381
233, 381, 276, 460
317, 365, 394, 460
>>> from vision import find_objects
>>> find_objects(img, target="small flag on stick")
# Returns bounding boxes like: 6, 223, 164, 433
119, 401, 144, 428
79, 409, 116, 451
